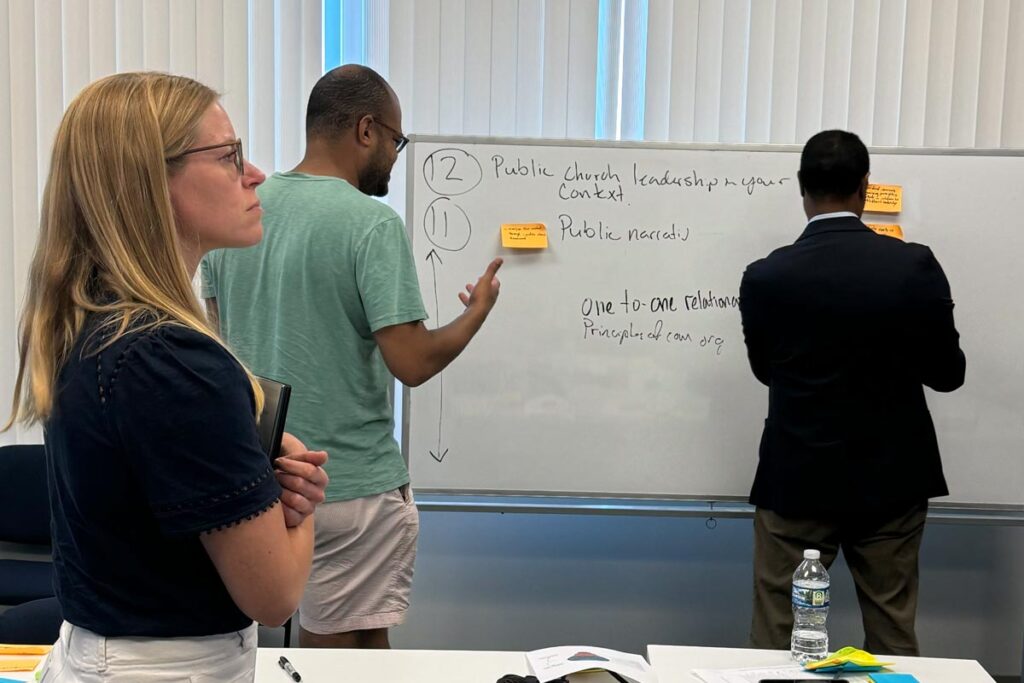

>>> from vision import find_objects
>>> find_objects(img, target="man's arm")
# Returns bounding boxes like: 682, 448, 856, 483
739, 267, 771, 386
375, 258, 502, 387
909, 248, 966, 392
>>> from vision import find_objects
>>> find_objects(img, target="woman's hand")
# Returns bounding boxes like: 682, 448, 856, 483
275, 432, 329, 528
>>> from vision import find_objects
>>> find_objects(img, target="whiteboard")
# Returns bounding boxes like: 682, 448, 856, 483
403, 136, 1024, 510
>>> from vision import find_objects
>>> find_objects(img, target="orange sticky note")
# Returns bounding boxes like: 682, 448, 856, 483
865, 184, 902, 213
867, 223, 904, 240
501, 223, 548, 249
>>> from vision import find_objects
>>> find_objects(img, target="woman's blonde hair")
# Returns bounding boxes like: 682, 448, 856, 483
5, 71, 262, 429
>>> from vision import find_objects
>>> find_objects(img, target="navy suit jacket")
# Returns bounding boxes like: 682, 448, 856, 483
739, 216, 965, 522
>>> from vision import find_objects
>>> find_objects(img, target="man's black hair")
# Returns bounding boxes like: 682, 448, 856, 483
798, 130, 870, 199
306, 64, 392, 138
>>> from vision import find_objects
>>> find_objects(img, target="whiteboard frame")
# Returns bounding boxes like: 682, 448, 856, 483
400, 134, 1024, 519
411, 495, 1024, 526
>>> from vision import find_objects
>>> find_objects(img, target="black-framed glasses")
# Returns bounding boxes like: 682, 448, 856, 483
167, 138, 245, 176
373, 120, 409, 153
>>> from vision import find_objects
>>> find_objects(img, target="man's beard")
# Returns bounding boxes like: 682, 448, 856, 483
358, 146, 392, 197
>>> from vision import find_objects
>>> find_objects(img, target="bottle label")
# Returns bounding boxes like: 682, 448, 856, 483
792, 585, 830, 608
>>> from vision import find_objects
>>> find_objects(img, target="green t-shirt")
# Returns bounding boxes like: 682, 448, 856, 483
201, 172, 427, 502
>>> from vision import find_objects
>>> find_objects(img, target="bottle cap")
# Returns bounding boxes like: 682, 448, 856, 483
803, 549, 820, 560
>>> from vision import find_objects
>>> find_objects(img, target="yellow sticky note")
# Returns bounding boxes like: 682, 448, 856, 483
866, 223, 903, 240
501, 223, 548, 249
865, 184, 902, 213
0, 656, 42, 672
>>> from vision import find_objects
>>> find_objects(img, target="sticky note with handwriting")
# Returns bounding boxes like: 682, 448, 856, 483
866, 223, 903, 240
865, 184, 902, 213
501, 223, 548, 249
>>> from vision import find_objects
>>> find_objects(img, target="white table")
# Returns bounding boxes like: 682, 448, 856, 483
255, 647, 529, 683
8, 645, 997, 683
646, 646, 995, 683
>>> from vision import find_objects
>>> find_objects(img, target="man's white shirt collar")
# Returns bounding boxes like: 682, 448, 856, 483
807, 211, 858, 225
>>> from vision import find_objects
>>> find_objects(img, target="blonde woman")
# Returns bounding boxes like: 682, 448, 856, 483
4, 72, 328, 681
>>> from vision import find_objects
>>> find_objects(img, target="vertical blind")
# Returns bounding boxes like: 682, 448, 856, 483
379, 0, 1024, 146
3, 0, 1022, 444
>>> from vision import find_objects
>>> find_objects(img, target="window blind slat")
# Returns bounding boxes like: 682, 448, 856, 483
143, 0, 170, 71
898, 0, 932, 146
923, 0, 958, 146
515, 0, 544, 137
744, 0, 774, 143
168, 0, 197, 76
412, 0, 441, 134
489, 0, 518, 136
541, 0, 571, 138
768, 0, 801, 143
565, 0, 598, 139
462, 0, 491, 135
248, 0, 276, 168
821, 0, 854, 133
793, 0, 826, 142
115, 0, 144, 71
975, 0, 1010, 147
948, 0, 984, 147
694, 0, 725, 142
196, 0, 226, 94
89, 0, 116, 80
847, 0, 880, 141
871, 0, 906, 146
641, 0, 672, 141
1001, 0, 1024, 146
439, 0, 467, 134
62, 0, 90, 101
717, 0, 749, 143
223, 0, 249, 147
667, 0, 699, 141
277, 0, 304, 170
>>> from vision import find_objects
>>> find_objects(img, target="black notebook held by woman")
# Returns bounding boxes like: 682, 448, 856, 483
256, 375, 291, 461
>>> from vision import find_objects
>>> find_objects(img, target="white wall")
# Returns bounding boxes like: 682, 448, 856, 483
2, 0, 1022, 674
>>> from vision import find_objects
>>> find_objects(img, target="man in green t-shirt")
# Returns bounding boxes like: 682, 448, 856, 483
201, 64, 502, 649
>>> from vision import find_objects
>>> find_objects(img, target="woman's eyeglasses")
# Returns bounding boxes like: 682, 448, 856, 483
167, 139, 245, 176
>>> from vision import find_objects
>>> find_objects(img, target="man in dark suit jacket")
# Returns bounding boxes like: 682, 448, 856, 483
740, 130, 965, 655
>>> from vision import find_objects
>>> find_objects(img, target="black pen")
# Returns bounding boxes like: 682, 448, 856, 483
278, 655, 302, 682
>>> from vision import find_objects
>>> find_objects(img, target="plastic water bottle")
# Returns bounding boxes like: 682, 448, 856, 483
791, 548, 830, 663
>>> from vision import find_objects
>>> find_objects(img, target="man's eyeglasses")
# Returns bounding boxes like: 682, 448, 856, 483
373, 120, 409, 153
167, 139, 245, 176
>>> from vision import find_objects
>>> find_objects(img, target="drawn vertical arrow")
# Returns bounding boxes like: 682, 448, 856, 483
424, 249, 449, 463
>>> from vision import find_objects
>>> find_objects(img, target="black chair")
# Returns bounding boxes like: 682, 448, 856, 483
0, 596, 62, 644
0, 444, 54, 606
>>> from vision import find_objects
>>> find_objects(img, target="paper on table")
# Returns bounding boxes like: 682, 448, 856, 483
527, 645, 657, 683
691, 664, 872, 683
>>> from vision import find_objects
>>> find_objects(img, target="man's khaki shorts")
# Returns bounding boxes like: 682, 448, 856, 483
299, 485, 419, 633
